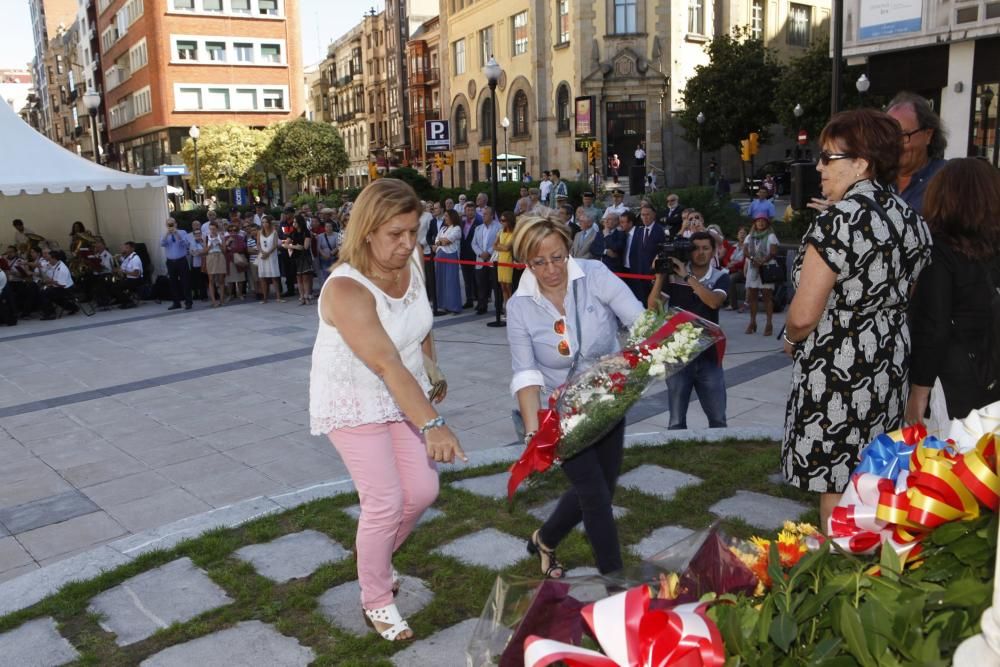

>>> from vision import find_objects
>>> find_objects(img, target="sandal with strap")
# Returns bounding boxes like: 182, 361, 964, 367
363, 603, 413, 641
527, 529, 564, 579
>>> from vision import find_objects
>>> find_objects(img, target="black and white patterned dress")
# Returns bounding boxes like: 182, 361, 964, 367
782, 180, 932, 493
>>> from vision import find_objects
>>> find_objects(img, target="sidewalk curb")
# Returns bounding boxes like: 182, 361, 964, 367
0, 426, 782, 618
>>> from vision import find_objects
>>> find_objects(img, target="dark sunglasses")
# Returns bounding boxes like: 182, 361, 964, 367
818, 151, 856, 166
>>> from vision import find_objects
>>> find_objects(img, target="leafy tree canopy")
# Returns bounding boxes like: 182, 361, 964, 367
261, 119, 349, 183
678, 27, 784, 152
180, 122, 269, 191
772, 38, 870, 141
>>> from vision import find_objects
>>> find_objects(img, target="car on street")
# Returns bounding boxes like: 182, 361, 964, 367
745, 160, 793, 196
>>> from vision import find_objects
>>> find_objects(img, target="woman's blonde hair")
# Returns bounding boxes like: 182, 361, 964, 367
336, 178, 420, 275
511, 213, 572, 263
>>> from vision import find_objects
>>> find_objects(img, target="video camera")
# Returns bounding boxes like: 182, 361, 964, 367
653, 238, 694, 273
790, 160, 821, 211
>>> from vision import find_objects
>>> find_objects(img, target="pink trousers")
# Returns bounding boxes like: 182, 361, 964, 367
327, 420, 438, 609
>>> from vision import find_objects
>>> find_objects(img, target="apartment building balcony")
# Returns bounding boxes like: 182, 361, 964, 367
408, 67, 439, 87
410, 107, 440, 123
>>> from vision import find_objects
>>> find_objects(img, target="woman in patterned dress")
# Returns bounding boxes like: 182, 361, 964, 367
781, 109, 932, 528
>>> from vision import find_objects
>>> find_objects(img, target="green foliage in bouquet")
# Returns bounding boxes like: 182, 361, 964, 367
710, 512, 997, 666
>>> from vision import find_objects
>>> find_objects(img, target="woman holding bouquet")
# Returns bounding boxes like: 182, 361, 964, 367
507, 214, 644, 577
309, 178, 465, 641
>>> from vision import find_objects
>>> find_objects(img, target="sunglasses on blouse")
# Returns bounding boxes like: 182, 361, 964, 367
818, 151, 856, 166
554, 317, 571, 356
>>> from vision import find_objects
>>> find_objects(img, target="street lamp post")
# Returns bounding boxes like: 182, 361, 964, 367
188, 125, 203, 204
856, 74, 870, 106
793, 104, 804, 159
82, 90, 101, 164
696, 112, 705, 186
501, 116, 510, 181
483, 55, 504, 329
982, 87, 995, 158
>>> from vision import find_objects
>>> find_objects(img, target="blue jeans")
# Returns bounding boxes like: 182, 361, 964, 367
666, 351, 727, 429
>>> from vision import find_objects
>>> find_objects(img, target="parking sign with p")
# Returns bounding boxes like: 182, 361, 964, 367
425, 120, 451, 152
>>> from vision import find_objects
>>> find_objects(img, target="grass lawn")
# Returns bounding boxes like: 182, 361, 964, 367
0, 439, 816, 666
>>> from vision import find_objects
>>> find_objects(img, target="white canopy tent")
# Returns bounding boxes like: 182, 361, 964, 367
0, 98, 170, 274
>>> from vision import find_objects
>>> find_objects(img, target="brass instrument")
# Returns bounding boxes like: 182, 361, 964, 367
70, 231, 97, 255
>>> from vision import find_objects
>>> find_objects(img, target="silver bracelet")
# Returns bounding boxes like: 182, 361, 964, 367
783, 333, 798, 346
419, 416, 446, 434
523, 431, 537, 445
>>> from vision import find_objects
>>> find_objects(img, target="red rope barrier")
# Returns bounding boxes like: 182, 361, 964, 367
423, 255, 656, 282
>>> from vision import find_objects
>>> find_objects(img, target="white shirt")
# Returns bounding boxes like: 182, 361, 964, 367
606, 201, 629, 215
635, 147, 646, 161
623, 228, 635, 268
417, 211, 434, 256
96, 249, 115, 274
539, 179, 552, 203
46, 261, 74, 288
434, 224, 462, 256
120, 252, 143, 278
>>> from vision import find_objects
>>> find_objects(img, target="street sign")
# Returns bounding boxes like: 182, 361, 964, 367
234, 188, 246, 206
158, 164, 188, 176
574, 138, 591, 152
425, 120, 451, 151
797, 129, 808, 145
194, 186, 205, 195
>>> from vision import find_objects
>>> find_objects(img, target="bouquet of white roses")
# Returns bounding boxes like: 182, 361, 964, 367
508, 306, 725, 500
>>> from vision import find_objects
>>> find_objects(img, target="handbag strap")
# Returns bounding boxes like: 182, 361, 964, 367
564, 280, 584, 379
850, 193, 902, 247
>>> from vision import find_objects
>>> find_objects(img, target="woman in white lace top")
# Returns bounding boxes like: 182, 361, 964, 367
309, 179, 466, 642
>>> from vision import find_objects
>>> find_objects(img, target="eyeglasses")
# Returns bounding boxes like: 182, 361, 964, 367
529, 254, 568, 269
900, 127, 926, 144
818, 151, 856, 166
554, 317, 571, 356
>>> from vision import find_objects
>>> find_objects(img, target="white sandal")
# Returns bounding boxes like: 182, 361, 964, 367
363, 603, 412, 641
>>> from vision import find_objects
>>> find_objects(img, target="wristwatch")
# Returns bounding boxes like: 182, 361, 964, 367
683, 273, 697, 283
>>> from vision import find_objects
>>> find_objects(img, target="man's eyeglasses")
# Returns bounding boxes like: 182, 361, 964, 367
900, 127, 926, 144
529, 254, 568, 269
818, 151, 856, 166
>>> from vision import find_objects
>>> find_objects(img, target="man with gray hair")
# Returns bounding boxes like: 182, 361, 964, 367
887, 91, 948, 214
570, 208, 598, 259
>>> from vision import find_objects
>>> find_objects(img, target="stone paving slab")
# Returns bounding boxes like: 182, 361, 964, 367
709, 490, 810, 531
563, 566, 609, 602
618, 465, 703, 501
88, 557, 233, 646
391, 618, 488, 667
341, 504, 444, 526
139, 620, 314, 666
630, 526, 696, 560
433, 528, 528, 570
235, 530, 349, 583
449, 472, 510, 500
0, 617, 80, 667
0, 490, 101, 535
527, 499, 628, 529
318, 575, 434, 636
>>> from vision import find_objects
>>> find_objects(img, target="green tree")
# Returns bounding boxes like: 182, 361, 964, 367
772, 38, 869, 141
180, 122, 269, 191
261, 119, 349, 183
678, 27, 784, 152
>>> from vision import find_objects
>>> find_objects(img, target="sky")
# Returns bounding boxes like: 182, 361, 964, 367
0, 0, 386, 70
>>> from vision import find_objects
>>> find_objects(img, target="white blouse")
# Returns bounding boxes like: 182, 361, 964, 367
434, 224, 462, 256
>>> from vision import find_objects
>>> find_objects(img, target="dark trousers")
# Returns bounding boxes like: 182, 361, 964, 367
628, 276, 652, 305
40, 286, 78, 315
539, 419, 626, 574
423, 254, 437, 309
279, 251, 295, 294
190, 265, 206, 300
10, 281, 40, 315
475, 266, 497, 313
461, 261, 477, 306
166, 257, 192, 306
0, 284, 16, 325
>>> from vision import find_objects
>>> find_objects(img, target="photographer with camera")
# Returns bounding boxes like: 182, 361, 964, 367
648, 231, 729, 429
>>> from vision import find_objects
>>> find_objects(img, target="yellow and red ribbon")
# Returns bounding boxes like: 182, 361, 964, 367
829, 425, 999, 562
523, 585, 724, 667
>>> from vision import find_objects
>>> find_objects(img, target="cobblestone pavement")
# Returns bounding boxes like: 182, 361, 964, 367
0, 294, 790, 596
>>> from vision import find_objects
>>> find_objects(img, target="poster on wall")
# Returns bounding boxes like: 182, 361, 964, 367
575, 96, 595, 137
859, 0, 922, 40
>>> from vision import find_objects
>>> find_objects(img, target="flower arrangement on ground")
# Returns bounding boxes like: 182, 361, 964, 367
507, 306, 725, 500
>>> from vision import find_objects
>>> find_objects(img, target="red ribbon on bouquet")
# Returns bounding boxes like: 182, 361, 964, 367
522, 585, 725, 667
508, 408, 562, 501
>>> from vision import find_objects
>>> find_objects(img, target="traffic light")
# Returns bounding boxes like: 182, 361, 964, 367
480, 146, 492, 164
588, 140, 601, 163
434, 153, 445, 170
740, 140, 751, 162
749, 132, 760, 156
368, 162, 378, 180
445, 152, 454, 166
